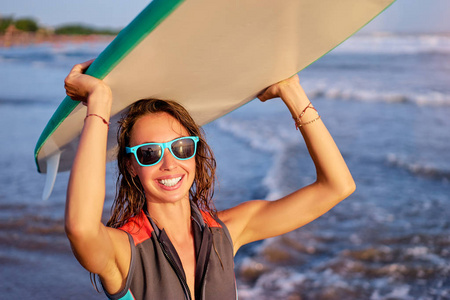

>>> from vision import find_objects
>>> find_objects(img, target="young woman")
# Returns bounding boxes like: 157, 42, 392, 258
64, 60, 355, 300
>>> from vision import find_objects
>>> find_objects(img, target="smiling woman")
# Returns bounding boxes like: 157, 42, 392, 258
62, 56, 355, 299
104, 100, 224, 300
110, 99, 217, 228
114, 101, 214, 224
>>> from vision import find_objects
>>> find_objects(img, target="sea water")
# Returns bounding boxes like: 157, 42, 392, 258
0, 34, 449, 299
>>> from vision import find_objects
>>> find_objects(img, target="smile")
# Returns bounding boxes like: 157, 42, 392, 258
158, 176, 183, 187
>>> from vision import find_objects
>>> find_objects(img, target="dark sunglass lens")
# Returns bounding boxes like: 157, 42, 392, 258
137, 144, 162, 165
172, 138, 195, 159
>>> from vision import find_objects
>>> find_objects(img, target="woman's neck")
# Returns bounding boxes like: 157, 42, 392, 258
146, 198, 193, 241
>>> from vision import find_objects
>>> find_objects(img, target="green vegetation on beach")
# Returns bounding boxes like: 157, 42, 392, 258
0, 16, 39, 33
54, 25, 119, 35
0, 16, 119, 35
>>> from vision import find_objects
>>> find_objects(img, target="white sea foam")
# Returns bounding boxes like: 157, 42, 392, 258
238, 268, 307, 299
333, 34, 450, 55
305, 84, 450, 106
370, 285, 414, 300
386, 153, 450, 181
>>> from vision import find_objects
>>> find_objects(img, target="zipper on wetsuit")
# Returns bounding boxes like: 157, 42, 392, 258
201, 258, 209, 299
159, 240, 192, 300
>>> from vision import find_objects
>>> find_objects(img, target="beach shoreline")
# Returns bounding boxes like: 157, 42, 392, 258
0, 32, 114, 48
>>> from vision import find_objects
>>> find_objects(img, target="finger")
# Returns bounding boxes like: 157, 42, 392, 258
79, 59, 95, 73
258, 95, 268, 102
64, 82, 75, 95
70, 59, 95, 74
68, 94, 86, 102
66, 92, 78, 100
66, 89, 82, 101
257, 88, 268, 102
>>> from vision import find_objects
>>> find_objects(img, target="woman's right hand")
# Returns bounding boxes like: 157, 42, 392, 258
65, 61, 130, 293
64, 59, 112, 107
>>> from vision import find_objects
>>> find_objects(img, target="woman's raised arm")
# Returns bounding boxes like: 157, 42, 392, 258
219, 75, 356, 253
64, 60, 130, 293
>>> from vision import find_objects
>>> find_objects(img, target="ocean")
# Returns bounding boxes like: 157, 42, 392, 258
0, 33, 449, 299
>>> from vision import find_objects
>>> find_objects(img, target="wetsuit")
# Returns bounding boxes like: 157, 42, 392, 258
105, 202, 237, 300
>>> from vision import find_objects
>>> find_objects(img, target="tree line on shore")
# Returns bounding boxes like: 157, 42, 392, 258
0, 16, 119, 35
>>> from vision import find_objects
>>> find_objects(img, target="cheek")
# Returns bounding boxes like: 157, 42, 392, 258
183, 159, 196, 179
128, 156, 153, 181
189, 158, 197, 174
134, 163, 153, 178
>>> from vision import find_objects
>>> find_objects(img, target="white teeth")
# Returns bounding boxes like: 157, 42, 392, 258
159, 176, 182, 187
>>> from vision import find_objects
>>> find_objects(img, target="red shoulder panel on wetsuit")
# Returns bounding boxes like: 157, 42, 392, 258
119, 210, 154, 246
200, 210, 222, 228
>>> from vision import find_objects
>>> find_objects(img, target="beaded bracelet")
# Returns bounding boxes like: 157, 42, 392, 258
295, 115, 321, 129
85, 113, 110, 129
293, 102, 320, 130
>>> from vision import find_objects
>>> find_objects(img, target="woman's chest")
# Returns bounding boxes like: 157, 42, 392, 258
174, 241, 197, 298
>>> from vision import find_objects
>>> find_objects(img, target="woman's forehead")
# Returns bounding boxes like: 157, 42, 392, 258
130, 112, 189, 144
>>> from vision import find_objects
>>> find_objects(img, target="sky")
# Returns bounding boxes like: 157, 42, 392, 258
1, 0, 450, 34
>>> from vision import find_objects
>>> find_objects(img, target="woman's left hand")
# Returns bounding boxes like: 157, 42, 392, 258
257, 74, 300, 102
257, 74, 309, 117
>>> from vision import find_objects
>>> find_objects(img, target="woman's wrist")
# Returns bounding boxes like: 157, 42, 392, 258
87, 84, 113, 119
277, 81, 322, 130
278, 82, 310, 117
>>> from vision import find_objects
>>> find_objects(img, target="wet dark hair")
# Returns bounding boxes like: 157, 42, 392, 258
107, 99, 217, 228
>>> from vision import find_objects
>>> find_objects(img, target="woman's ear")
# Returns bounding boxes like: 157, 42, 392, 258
127, 159, 137, 177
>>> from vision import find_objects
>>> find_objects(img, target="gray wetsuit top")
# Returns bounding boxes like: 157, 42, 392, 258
105, 203, 237, 300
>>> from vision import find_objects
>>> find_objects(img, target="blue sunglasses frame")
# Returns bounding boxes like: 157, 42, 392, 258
126, 136, 199, 167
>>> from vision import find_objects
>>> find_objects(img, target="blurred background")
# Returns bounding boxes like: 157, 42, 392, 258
1, 0, 449, 299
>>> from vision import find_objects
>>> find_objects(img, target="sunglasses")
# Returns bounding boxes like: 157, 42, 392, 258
126, 136, 199, 167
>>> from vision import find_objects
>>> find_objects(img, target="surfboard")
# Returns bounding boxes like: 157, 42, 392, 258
35, 0, 396, 200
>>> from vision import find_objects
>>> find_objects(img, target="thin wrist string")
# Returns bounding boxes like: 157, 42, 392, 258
85, 113, 110, 129
293, 102, 321, 130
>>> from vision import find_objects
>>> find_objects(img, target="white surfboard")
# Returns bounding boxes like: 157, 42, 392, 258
35, 0, 396, 199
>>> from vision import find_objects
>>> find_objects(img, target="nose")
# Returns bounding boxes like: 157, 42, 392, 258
159, 148, 177, 170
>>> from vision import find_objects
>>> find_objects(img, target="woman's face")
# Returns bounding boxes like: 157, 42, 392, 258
128, 112, 196, 205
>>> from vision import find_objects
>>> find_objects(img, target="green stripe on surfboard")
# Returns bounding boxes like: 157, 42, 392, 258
34, 0, 186, 173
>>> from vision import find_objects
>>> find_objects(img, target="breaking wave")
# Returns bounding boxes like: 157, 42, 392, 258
386, 153, 450, 182
332, 33, 450, 55
306, 85, 450, 107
